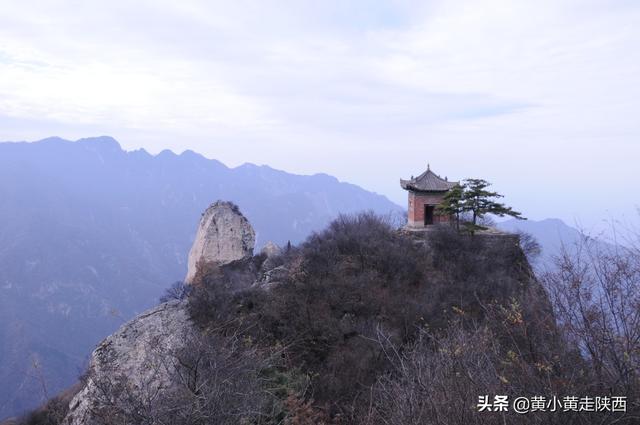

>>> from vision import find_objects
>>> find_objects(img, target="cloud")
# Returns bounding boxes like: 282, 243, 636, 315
0, 1, 529, 132
0, 0, 638, 228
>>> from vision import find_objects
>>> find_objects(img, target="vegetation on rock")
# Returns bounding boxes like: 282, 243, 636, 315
184, 213, 564, 424
13, 212, 640, 425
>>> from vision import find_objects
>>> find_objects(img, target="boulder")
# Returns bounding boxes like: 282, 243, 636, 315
63, 301, 194, 425
185, 201, 255, 284
260, 241, 282, 258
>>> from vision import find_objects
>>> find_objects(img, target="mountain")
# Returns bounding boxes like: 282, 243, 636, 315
56, 203, 553, 425
0, 136, 401, 420
496, 217, 610, 269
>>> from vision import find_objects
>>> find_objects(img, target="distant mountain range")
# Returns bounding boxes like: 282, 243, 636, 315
497, 217, 612, 270
0, 136, 401, 419
0, 136, 612, 420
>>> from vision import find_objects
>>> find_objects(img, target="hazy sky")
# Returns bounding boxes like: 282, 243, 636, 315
1, 0, 638, 232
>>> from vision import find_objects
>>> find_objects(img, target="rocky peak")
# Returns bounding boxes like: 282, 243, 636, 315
260, 241, 282, 258
184, 201, 255, 284
61, 201, 258, 424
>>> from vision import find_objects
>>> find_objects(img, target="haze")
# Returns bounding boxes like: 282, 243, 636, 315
1, 0, 638, 231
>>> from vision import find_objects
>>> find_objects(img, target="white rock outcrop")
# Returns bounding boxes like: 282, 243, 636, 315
184, 201, 255, 283
63, 300, 194, 425
260, 241, 282, 258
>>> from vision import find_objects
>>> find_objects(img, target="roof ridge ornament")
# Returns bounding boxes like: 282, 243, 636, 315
400, 164, 458, 192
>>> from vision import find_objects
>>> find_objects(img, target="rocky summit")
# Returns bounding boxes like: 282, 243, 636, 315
184, 201, 255, 284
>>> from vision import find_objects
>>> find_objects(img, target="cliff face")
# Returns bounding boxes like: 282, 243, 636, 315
184, 201, 255, 284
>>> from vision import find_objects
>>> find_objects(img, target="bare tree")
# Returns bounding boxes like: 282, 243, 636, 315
159, 281, 191, 303
543, 231, 640, 404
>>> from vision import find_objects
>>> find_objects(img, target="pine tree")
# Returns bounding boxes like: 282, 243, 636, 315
436, 183, 466, 231
437, 178, 525, 234
462, 178, 524, 233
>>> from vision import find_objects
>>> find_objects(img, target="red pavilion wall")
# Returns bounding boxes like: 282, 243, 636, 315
407, 191, 450, 227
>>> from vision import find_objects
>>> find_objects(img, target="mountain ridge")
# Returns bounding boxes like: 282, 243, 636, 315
0, 136, 401, 420
4, 136, 386, 189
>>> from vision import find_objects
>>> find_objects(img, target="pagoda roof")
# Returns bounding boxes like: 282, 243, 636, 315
400, 165, 458, 192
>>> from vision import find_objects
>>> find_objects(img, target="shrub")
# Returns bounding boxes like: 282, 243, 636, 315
15, 383, 83, 425
84, 331, 273, 425
158, 280, 190, 303
187, 212, 541, 421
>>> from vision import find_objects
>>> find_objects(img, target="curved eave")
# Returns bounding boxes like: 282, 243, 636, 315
400, 178, 459, 192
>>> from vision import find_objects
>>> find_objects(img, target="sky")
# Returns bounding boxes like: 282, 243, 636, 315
1, 0, 639, 232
